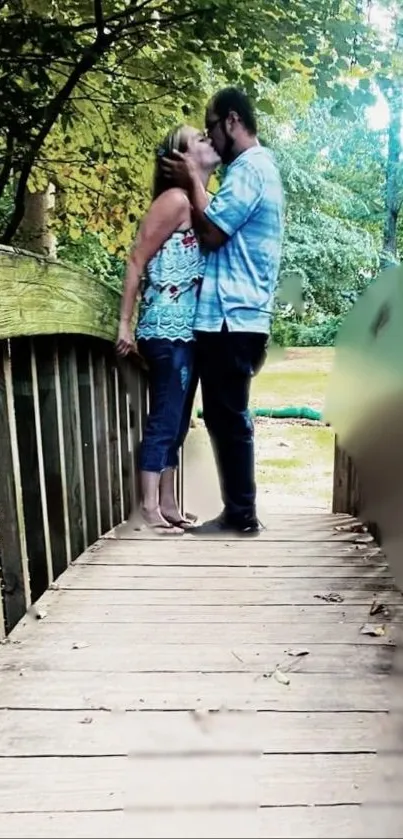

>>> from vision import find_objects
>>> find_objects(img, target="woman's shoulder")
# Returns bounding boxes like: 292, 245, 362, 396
153, 187, 190, 213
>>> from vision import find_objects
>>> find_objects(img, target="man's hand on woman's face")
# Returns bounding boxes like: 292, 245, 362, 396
161, 150, 198, 188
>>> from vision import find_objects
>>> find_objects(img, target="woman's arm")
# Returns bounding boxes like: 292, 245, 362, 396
116, 188, 190, 357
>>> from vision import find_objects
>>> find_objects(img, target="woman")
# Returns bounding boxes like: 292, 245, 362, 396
116, 125, 219, 535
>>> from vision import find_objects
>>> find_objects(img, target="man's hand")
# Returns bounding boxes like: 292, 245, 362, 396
162, 149, 227, 250
161, 150, 198, 189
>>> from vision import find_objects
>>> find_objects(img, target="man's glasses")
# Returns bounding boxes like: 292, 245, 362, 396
205, 117, 221, 135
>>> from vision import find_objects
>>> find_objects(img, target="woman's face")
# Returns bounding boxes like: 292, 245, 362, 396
184, 127, 221, 172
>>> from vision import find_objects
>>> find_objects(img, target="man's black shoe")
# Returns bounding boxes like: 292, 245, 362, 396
188, 513, 263, 537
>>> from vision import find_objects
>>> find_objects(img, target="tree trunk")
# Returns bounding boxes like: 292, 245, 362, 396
18, 184, 57, 257
382, 82, 403, 265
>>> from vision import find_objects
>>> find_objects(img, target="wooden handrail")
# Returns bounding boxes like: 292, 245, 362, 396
0, 334, 148, 634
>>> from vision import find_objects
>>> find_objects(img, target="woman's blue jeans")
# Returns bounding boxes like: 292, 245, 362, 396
137, 338, 197, 473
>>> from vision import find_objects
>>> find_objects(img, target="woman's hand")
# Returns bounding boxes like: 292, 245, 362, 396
116, 321, 138, 358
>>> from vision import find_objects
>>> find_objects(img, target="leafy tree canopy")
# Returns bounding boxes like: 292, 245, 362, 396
0, 0, 381, 245
258, 78, 380, 344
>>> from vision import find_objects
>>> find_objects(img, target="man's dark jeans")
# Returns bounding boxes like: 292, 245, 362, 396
195, 324, 267, 526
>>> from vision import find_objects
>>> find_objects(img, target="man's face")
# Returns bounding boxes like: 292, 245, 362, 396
205, 105, 235, 164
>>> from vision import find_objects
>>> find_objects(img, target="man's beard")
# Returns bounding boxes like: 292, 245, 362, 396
220, 127, 235, 164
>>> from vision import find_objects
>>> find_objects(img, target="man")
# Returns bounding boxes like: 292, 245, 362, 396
163, 87, 284, 535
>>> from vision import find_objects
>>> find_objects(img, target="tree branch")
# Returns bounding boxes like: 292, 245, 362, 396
112, 6, 200, 38
72, 89, 175, 105
1, 34, 112, 243
94, 0, 104, 37
80, 64, 189, 91
0, 131, 14, 197
35, 163, 106, 196
0, 1, 205, 243
85, 95, 116, 151
73, 0, 165, 34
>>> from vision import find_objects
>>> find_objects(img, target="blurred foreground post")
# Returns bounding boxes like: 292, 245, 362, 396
326, 264, 403, 837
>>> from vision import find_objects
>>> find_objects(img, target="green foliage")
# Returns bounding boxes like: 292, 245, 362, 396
0, 187, 13, 231
57, 231, 125, 290
0, 0, 387, 246
258, 82, 381, 347
281, 209, 378, 316
1, 0, 400, 350
60, 74, 384, 350
272, 314, 343, 347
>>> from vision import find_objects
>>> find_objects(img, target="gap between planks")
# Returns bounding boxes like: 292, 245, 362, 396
0, 709, 389, 757
0, 804, 366, 839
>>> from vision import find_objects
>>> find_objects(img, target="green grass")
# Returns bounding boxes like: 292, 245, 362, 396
251, 347, 333, 411
253, 348, 335, 511
260, 456, 306, 470
187, 347, 336, 515
252, 370, 329, 410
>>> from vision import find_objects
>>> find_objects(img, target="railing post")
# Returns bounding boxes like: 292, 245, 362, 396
333, 434, 362, 518
117, 356, 145, 519
93, 349, 113, 533
30, 338, 53, 584
332, 435, 351, 514
88, 348, 102, 538
0, 340, 31, 630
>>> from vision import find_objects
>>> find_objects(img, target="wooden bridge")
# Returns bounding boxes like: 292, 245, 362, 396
0, 249, 401, 838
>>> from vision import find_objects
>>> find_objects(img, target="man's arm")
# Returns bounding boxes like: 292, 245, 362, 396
162, 150, 263, 251
161, 152, 228, 250
186, 173, 229, 250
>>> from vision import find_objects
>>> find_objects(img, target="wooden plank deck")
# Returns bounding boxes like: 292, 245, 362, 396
0, 514, 399, 838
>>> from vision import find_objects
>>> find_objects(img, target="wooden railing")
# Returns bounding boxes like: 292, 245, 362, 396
329, 271, 403, 545
332, 436, 361, 518
0, 246, 149, 636
329, 264, 403, 548
0, 335, 146, 635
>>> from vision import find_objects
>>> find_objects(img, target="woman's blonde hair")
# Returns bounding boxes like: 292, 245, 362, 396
152, 124, 191, 200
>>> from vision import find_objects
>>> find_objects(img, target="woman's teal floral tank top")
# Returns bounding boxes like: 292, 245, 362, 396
136, 228, 203, 342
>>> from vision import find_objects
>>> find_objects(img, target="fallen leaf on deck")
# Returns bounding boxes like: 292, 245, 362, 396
370, 598, 380, 615
335, 523, 368, 534
72, 641, 90, 650
287, 648, 310, 657
28, 606, 48, 621
360, 623, 386, 637
274, 667, 290, 686
314, 593, 344, 603
369, 599, 390, 619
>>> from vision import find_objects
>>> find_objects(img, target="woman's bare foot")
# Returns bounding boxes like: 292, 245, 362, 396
160, 505, 198, 528
159, 468, 197, 528
141, 504, 183, 535
139, 470, 183, 535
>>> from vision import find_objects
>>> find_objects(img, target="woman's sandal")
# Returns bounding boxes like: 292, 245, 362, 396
134, 519, 184, 537
150, 522, 184, 536
163, 511, 198, 530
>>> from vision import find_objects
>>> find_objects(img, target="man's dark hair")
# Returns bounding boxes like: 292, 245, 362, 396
211, 87, 257, 135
